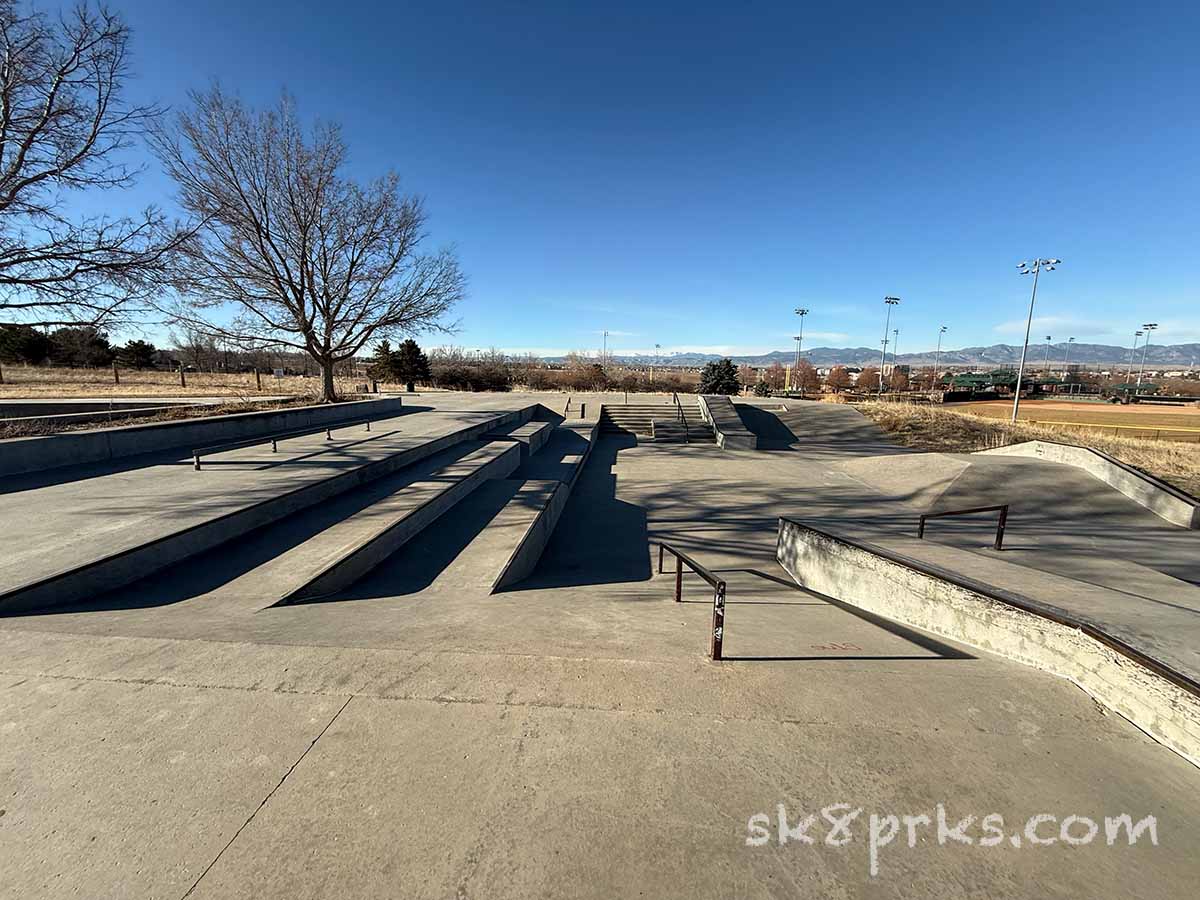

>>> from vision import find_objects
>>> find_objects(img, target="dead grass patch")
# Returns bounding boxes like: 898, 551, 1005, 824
857, 401, 1200, 499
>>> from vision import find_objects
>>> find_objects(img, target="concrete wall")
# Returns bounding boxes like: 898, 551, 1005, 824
0, 399, 187, 417
0, 397, 406, 477
775, 517, 1200, 768
697, 395, 757, 450
978, 440, 1199, 529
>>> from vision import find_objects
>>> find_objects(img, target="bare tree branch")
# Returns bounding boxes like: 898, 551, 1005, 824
152, 85, 464, 401
0, 1, 186, 329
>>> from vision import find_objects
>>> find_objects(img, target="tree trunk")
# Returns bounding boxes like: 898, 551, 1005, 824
406, 380, 415, 393
320, 360, 337, 402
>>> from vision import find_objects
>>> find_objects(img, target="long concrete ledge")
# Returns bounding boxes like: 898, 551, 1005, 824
697, 395, 757, 450
978, 439, 1199, 529
0, 407, 531, 614
281, 441, 521, 604
0, 397, 406, 477
775, 517, 1200, 767
491, 418, 600, 591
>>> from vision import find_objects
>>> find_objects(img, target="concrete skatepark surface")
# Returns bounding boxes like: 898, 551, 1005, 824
2, 393, 1198, 898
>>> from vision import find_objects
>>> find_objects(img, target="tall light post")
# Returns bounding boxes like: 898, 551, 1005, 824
879, 297, 900, 395
934, 325, 947, 387
1011, 258, 1061, 423
1126, 330, 1143, 382
1137, 323, 1158, 387
1062, 336, 1075, 393
1043, 335, 1053, 372
602, 330, 608, 362
794, 308, 809, 369
652, 342, 661, 386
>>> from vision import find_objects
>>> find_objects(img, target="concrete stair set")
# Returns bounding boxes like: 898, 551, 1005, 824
598, 402, 716, 443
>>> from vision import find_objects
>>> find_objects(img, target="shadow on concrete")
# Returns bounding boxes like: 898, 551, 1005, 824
733, 405, 797, 450
513, 434, 652, 590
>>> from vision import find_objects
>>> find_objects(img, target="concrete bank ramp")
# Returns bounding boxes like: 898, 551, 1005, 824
697, 395, 757, 449
776, 517, 1200, 767
837, 452, 970, 507
980, 439, 1200, 529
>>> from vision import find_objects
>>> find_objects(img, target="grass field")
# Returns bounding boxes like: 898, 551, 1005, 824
0, 365, 366, 399
858, 401, 1200, 498
948, 398, 1200, 442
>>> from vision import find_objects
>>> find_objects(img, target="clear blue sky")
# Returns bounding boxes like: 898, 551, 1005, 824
97, 0, 1200, 356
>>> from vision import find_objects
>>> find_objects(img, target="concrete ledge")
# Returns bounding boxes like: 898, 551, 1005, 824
0, 405, 194, 429
491, 418, 601, 591
484, 420, 554, 460
775, 517, 1200, 767
697, 395, 757, 450
491, 481, 568, 592
0, 397, 406, 477
0, 407, 531, 614
978, 440, 1199, 529
282, 441, 521, 603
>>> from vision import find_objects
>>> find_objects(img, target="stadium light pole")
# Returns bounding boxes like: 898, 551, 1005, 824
1062, 336, 1075, 392
652, 342, 661, 385
1011, 258, 1060, 423
1137, 323, 1158, 387
1126, 330, 1143, 382
934, 325, 947, 387
1043, 335, 1053, 372
794, 308, 809, 370
879, 297, 900, 395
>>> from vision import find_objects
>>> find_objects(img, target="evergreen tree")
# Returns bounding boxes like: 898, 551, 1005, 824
0, 325, 52, 364
698, 358, 740, 395
117, 339, 158, 370
366, 340, 396, 382
393, 339, 432, 392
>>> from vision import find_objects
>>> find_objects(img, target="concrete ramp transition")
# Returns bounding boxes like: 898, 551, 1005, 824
775, 516, 1200, 767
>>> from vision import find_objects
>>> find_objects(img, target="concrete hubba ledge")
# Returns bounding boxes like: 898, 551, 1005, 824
977, 440, 1199, 529
0, 396, 406, 477
697, 394, 757, 450
775, 517, 1200, 768
492, 417, 601, 591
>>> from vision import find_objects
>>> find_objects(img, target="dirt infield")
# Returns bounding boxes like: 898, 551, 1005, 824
949, 399, 1200, 440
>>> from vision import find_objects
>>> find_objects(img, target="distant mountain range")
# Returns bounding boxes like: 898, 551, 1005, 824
544, 342, 1200, 369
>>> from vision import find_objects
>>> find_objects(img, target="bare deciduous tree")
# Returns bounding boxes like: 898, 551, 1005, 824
153, 86, 465, 401
0, 1, 184, 328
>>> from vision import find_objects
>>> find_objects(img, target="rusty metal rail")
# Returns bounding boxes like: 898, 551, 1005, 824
192, 419, 376, 470
918, 503, 1009, 550
657, 542, 726, 660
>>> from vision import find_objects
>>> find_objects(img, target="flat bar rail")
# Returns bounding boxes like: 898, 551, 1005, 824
918, 504, 1009, 551
657, 541, 726, 659
671, 392, 690, 444
192, 419, 377, 470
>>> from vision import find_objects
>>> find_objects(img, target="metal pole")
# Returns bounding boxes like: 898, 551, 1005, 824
1043, 336, 1052, 372
1062, 338, 1073, 377
710, 582, 726, 660
674, 556, 682, 603
879, 300, 895, 396
1011, 263, 1040, 423
1126, 331, 1141, 382
934, 327, 945, 387
1137, 327, 1155, 387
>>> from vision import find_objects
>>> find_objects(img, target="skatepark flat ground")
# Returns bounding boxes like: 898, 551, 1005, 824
2, 395, 1198, 898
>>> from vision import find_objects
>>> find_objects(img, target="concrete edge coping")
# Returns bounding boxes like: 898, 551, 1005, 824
0, 395, 395, 444
776, 515, 1200, 702
977, 438, 1199, 504
0, 407, 531, 608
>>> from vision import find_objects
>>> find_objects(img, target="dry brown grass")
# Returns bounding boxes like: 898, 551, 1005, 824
0, 398, 314, 439
857, 401, 1200, 498
0, 365, 368, 399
